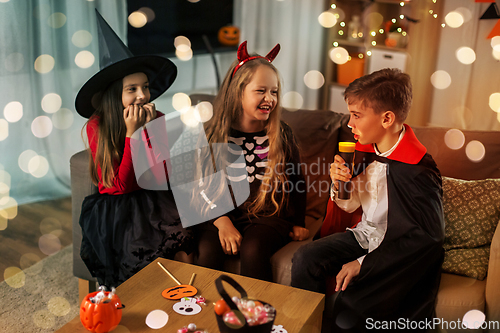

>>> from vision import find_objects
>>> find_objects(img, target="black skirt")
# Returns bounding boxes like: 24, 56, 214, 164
79, 189, 193, 287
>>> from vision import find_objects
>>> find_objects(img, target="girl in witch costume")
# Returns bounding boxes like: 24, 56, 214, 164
193, 41, 309, 282
75, 11, 192, 287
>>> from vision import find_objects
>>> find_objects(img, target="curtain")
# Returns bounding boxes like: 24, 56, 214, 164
234, 0, 325, 110
428, 0, 500, 130
0, 0, 127, 211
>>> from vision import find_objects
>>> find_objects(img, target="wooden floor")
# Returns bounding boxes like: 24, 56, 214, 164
0, 196, 72, 283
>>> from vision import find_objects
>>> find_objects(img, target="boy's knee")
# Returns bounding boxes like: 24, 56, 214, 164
292, 244, 312, 271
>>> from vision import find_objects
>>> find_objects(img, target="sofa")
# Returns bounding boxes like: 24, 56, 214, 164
71, 103, 500, 332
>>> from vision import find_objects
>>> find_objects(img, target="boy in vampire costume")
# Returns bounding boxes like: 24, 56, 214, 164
291, 68, 445, 332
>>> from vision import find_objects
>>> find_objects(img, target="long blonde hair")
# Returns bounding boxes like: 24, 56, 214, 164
82, 79, 127, 188
201, 57, 293, 217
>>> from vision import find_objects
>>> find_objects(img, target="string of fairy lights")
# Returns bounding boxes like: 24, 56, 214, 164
323, 0, 445, 62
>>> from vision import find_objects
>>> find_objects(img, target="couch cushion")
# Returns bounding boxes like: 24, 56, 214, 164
441, 177, 500, 280
435, 273, 486, 323
281, 109, 351, 219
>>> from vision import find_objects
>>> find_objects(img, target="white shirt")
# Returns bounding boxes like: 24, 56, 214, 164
330, 126, 406, 265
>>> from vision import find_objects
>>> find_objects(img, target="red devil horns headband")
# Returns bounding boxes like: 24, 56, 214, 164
231, 41, 281, 78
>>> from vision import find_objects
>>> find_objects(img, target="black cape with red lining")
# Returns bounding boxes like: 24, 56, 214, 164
322, 124, 445, 332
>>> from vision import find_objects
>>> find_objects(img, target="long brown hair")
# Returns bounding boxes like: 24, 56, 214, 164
201, 57, 292, 217
82, 79, 127, 188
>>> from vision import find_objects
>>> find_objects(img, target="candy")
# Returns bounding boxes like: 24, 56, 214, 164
214, 299, 230, 316
188, 323, 197, 331
223, 311, 244, 327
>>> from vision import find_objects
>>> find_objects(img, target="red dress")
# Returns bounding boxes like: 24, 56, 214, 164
79, 112, 193, 287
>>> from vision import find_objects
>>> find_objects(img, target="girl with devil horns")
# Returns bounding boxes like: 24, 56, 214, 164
75, 11, 192, 287
193, 41, 309, 281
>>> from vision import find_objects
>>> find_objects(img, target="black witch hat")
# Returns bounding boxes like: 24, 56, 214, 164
75, 9, 177, 118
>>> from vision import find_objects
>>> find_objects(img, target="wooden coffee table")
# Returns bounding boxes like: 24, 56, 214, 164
57, 258, 325, 333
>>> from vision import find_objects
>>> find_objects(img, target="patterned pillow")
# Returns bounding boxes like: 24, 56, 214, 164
442, 247, 490, 280
441, 177, 500, 280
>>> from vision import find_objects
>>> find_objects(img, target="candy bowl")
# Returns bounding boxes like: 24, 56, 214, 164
214, 275, 275, 333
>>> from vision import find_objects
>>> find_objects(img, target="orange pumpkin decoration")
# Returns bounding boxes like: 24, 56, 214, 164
218, 25, 240, 46
161, 284, 198, 300
80, 291, 124, 333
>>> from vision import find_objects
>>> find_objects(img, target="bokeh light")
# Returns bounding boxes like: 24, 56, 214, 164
0, 168, 10, 184
33, 310, 55, 329
330, 7, 345, 23
145, 310, 169, 329
0, 182, 8, 197
39, 233, 61, 255
20, 253, 43, 275
4, 52, 24, 72
128, 11, 147, 28
48, 297, 71, 317
444, 129, 465, 150
445, 11, 464, 28
180, 107, 200, 128
465, 140, 485, 162
364, 12, 384, 30
4, 101, 23, 122
0, 215, 6, 230
430, 70, 451, 90
175, 48, 193, 61
194, 101, 213, 123
455, 7, 472, 23
19, 150, 39, 173
4, 266, 25, 288
139, 7, 156, 22
489, 93, 500, 112
52, 108, 74, 130
304, 70, 325, 89
0, 119, 8, 141
31, 116, 53, 138
455, 47, 475, 65
28, 155, 50, 178
329, 47, 349, 65
463, 309, 485, 329
75, 50, 95, 69
41, 93, 62, 114
491, 36, 500, 52
172, 93, 191, 111
174, 36, 191, 50
318, 11, 337, 28
0, 196, 18, 219
72, 30, 93, 48
34, 54, 55, 74
282, 91, 304, 111
493, 48, 500, 61
47, 12, 66, 29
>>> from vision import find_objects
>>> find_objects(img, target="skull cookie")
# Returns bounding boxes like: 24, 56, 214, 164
173, 297, 202, 316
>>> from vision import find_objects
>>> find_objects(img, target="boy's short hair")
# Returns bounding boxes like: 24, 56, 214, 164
344, 68, 412, 123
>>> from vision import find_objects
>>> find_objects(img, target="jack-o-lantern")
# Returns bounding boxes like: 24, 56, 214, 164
80, 291, 124, 333
218, 25, 240, 46
161, 284, 198, 300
